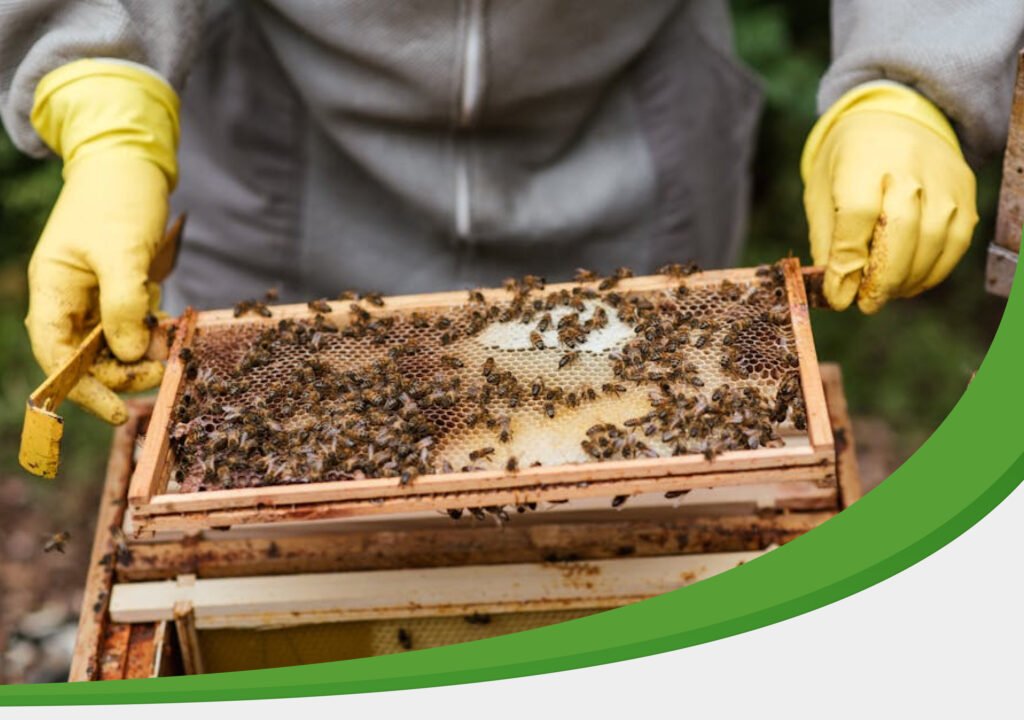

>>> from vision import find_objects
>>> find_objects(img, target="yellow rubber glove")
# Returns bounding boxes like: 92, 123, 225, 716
26, 59, 180, 424
802, 81, 978, 313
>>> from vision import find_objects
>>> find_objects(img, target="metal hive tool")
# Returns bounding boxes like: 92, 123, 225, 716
127, 259, 834, 536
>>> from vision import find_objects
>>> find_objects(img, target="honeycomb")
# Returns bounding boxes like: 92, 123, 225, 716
167, 264, 807, 494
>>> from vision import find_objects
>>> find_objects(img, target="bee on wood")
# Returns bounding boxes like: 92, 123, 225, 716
465, 612, 492, 625
469, 447, 495, 461
611, 495, 628, 508
467, 289, 486, 303
664, 489, 690, 499
362, 292, 385, 307
447, 508, 464, 520
529, 330, 545, 350
307, 298, 332, 313
659, 261, 700, 278
349, 303, 371, 322
411, 312, 430, 329
506, 456, 519, 473
558, 351, 580, 370
233, 299, 272, 318
574, 268, 599, 283
43, 530, 70, 554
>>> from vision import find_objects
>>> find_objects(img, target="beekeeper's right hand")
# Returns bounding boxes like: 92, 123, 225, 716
26, 60, 180, 424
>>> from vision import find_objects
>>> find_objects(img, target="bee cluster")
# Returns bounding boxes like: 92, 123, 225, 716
168, 261, 806, 503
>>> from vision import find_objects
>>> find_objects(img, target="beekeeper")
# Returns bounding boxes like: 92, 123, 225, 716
3, 1, 1022, 424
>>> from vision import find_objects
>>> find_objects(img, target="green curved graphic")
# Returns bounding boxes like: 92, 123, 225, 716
3, 272, 1021, 706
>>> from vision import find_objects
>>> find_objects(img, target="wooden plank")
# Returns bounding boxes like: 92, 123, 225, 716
192, 267, 771, 330
120, 511, 834, 581
124, 624, 159, 679
109, 553, 764, 628
173, 600, 205, 675
127, 310, 196, 507
995, 50, 1024, 255
97, 623, 131, 681
135, 444, 832, 517
69, 401, 148, 682
820, 363, 862, 507
133, 462, 834, 535
986, 243, 1018, 298
782, 258, 834, 454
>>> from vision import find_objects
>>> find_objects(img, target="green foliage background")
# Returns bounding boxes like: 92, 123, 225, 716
0, 1, 1007, 489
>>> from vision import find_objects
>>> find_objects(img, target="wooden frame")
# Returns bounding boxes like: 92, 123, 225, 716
71, 361, 856, 680
988, 48, 1024, 297
126, 260, 834, 536
108, 552, 765, 629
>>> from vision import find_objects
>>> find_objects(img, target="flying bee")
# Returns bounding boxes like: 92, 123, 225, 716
529, 330, 545, 350
469, 446, 495, 461
43, 530, 70, 554
558, 351, 580, 370
307, 298, 332, 313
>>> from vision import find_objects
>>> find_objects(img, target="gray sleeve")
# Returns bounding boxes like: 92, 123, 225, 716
820, 0, 1024, 161
0, 0, 205, 157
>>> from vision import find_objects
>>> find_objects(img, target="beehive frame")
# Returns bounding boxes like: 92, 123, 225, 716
127, 259, 833, 535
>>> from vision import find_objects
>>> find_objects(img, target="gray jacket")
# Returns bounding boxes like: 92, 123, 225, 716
1, 1, 1021, 309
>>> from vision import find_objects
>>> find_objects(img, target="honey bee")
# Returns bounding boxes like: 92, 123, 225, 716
349, 303, 371, 322
506, 456, 519, 473
440, 354, 465, 369
611, 495, 628, 508
363, 292, 385, 307
482, 357, 495, 377
447, 508, 464, 520
558, 351, 580, 370
469, 447, 495, 461
664, 489, 690, 499
574, 268, 599, 283
544, 401, 556, 419
537, 313, 553, 332
531, 377, 544, 398
307, 298, 332, 313
529, 330, 545, 350
602, 383, 625, 397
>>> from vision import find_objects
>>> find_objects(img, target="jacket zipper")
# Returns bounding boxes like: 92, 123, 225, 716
455, 0, 484, 241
